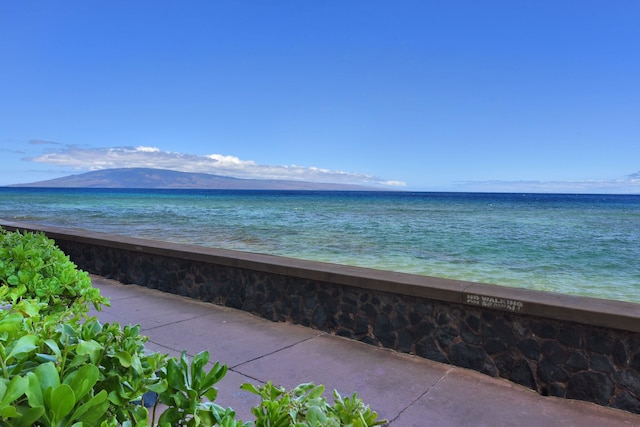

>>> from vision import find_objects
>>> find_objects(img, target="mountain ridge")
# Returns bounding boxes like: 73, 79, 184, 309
9, 168, 385, 191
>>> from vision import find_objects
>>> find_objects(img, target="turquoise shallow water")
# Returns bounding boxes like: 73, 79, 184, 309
1, 188, 639, 303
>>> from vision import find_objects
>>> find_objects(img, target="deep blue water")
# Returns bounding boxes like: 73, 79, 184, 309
1, 188, 639, 303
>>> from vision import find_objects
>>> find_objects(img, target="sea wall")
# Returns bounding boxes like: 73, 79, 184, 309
2, 220, 640, 414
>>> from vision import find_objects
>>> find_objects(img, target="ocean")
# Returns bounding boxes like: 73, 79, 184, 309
1, 188, 639, 303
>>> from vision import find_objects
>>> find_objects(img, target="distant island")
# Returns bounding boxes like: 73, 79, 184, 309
9, 168, 384, 191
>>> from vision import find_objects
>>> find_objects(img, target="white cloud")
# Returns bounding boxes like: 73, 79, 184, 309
134, 146, 160, 153
30, 145, 406, 187
381, 180, 407, 187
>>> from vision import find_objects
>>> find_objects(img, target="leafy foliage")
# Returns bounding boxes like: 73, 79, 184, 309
154, 351, 247, 427
242, 382, 385, 427
0, 228, 108, 315
0, 227, 386, 426
0, 296, 164, 425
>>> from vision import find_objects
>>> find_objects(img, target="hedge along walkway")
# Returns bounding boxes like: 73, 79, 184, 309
89, 275, 640, 427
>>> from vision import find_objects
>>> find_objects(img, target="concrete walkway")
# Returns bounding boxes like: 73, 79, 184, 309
89, 276, 640, 426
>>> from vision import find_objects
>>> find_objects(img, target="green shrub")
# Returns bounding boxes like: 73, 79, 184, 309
241, 382, 385, 427
0, 228, 166, 425
0, 297, 164, 426
154, 351, 247, 427
0, 228, 108, 315
0, 228, 386, 426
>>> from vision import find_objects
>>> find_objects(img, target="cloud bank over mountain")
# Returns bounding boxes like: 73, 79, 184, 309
16, 142, 639, 193
30, 145, 406, 188
13, 167, 385, 190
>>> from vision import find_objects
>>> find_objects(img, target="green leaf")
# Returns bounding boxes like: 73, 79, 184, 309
76, 340, 103, 364
240, 383, 260, 395
25, 371, 44, 407
0, 405, 19, 418
166, 357, 187, 392
35, 353, 58, 364
0, 380, 8, 400
0, 313, 23, 333
49, 383, 75, 421
14, 298, 42, 317
306, 384, 325, 400
200, 361, 227, 391
107, 389, 124, 405
130, 353, 143, 374
65, 364, 99, 401
114, 350, 132, 368
61, 323, 78, 341
70, 389, 109, 425
158, 406, 182, 426
306, 405, 328, 425
0, 375, 28, 407
203, 387, 218, 402
14, 406, 45, 427
7, 334, 38, 360
35, 362, 60, 393
44, 338, 62, 360
147, 379, 168, 394
81, 318, 103, 338
65, 353, 90, 372
190, 351, 210, 388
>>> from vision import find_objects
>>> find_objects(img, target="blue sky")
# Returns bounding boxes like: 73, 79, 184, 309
1, 1, 639, 192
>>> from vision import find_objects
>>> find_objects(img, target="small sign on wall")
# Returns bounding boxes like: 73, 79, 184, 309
465, 293, 524, 312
